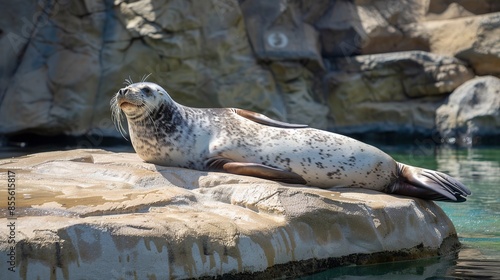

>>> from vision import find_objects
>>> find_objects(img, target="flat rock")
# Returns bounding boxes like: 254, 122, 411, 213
0, 150, 460, 279
436, 76, 500, 146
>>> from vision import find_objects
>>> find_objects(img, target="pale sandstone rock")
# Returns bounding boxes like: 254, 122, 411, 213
326, 51, 474, 134
456, 13, 500, 77
436, 76, 500, 145
427, 0, 500, 19
426, 2, 475, 21
316, 0, 430, 56
0, 149, 459, 279
424, 12, 500, 77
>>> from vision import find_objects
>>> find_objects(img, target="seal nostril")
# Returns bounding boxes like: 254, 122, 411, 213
119, 88, 129, 95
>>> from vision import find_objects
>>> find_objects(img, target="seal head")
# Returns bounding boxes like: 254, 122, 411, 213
111, 81, 174, 137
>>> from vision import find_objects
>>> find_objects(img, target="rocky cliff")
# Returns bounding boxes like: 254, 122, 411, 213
0, 0, 499, 144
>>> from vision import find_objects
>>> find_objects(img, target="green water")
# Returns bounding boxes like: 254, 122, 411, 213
303, 145, 500, 279
393, 146, 500, 259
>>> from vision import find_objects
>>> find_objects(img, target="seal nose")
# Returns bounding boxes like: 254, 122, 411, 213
118, 88, 128, 95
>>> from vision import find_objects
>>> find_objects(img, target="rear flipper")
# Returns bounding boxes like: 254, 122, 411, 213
389, 162, 472, 202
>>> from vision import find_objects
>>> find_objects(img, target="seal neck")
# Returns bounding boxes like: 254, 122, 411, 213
151, 101, 183, 121
136, 101, 185, 135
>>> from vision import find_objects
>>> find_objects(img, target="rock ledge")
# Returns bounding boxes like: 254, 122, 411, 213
0, 149, 459, 279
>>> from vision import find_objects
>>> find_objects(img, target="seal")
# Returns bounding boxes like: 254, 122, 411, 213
111, 80, 471, 202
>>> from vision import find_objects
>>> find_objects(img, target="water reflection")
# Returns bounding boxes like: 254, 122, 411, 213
299, 256, 455, 279
436, 147, 500, 187
299, 248, 500, 279
450, 249, 500, 279
434, 147, 500, 259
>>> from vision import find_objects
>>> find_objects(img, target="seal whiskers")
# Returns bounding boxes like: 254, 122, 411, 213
110, 95, 128, 139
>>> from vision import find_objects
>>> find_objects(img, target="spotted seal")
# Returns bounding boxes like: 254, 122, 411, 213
111, 80, 471, 202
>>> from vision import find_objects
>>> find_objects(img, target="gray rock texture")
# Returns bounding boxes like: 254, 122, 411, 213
0, 149, 460, 279
326, 51, 474, 134
0, 0, 499, 140
425, 12, 500, 77
436, 76, 500, 145
316, 0, 431, 56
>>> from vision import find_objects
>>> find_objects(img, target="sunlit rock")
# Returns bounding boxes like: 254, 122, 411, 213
425, 12, 500, 77
0, 149, 460, 279
326, 51, 474, 134
436, 76, 500, 146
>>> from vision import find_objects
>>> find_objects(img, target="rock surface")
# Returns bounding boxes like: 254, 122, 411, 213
425, 12, 500, 77
436, 76, 500, 145
316, 0, 430, 56
1, 0, 499, 140
427, 0, 500, 19
326, 51, 474, 134
0, 149, 460, 279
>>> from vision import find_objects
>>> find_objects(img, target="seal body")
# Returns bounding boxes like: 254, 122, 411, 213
111, 81, 471, 202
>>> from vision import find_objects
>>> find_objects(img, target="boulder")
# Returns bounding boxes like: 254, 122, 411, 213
455, 13, 500, 77
240, 0, 324, 64
424, 12, 500, 77
326, 51, 474, 134
436, 76, 500, 146
315, 0, 430, 57
0, 149, 460, 279
426, 2, 475, 20
427, 0, 500, 19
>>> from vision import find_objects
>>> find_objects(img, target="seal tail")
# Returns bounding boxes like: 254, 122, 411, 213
390, 163, 471, 202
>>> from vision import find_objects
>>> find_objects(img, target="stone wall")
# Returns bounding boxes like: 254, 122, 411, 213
0, 0, 499, 142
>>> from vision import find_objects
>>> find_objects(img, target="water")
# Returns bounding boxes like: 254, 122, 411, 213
393, 146, 500, 260
1, 142, 499, 279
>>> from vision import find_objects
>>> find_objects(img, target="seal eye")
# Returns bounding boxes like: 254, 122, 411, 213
142, 87, 152, 95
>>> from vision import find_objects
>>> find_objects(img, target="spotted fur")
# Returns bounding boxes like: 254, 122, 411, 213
111, 82, 471, 202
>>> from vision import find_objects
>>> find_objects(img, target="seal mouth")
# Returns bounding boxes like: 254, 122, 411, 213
118, 99, 143, 108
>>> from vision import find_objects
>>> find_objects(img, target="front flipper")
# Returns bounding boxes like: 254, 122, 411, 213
206, 158, 307, 184
233, 109, 308, 128
223, 162, 307, 184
